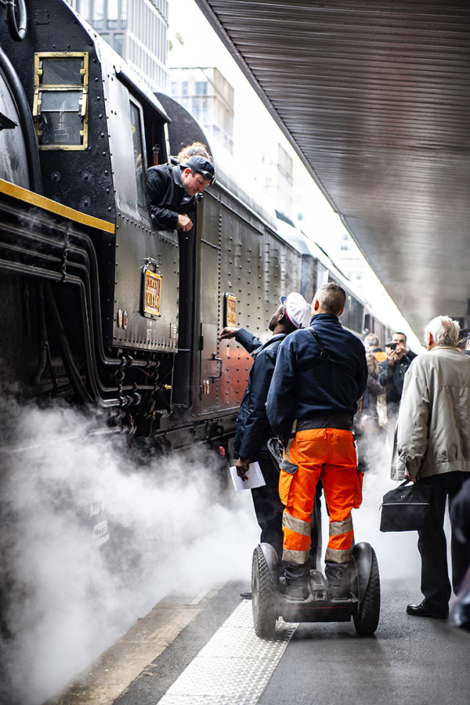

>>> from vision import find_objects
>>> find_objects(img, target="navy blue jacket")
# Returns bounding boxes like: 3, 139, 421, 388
266, 314, 368, 436
147, 164, 196, 230
233, 329, 286, 460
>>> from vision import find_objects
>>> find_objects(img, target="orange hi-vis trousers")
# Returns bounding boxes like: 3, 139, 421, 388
279, 428, 363, 565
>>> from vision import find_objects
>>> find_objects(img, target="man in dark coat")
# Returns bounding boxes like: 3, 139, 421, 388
147, 155, 214, 232
378, 335, 412, 417
219, 293, 311, 562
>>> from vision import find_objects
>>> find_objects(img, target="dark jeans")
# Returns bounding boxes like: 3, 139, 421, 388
417, 471, 470, 611
252, 450, 284, 560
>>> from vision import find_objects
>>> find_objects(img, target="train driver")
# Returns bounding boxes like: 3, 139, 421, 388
147, 155, 215, 232
266, 282, 368, 600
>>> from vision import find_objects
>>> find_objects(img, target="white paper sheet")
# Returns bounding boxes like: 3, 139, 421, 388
229, 461, 266, 491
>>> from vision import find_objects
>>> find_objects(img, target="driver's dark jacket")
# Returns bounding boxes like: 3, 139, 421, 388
147, 164, 196, 230
233, 330, 286, 460
266, 314, 368, 436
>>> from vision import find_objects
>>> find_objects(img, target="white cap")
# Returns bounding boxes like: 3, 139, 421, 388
280, 293, 311, 329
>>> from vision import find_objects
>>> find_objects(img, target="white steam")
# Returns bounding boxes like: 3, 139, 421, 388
353, 430, 420, 580
0, 400, 422, 705
0, 400, 258, 705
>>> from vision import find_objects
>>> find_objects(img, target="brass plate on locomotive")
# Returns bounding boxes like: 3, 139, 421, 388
224, 294, 237, 327
143, 270, 161, 318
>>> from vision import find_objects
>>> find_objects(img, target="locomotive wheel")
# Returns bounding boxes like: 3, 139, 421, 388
252, 545, 277, 638
353, 546, 380, 636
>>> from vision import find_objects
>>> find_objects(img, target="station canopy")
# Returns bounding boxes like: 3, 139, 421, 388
196, 0, 470, 337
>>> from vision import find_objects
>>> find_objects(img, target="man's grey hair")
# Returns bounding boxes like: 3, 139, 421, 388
313, 282, 346, 316
424, 315, 460, 347
364, 333, 380, 347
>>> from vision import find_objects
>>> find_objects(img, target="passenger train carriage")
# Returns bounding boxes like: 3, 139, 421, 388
0, 0, 388, 454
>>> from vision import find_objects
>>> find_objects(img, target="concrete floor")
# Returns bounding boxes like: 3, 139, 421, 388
46, 574, 470, 705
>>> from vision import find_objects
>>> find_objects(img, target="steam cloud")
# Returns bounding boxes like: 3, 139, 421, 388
0, 397, 258, 705
353, 430, 421, 581
0, 395, 421, 705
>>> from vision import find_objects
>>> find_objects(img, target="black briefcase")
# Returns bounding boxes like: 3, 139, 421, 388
380, 480, 434, 532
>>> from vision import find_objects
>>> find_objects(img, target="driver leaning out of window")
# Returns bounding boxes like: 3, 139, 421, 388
147, 155, 215, 232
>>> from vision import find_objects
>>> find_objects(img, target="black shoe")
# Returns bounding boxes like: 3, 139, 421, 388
240, 591, 252, 600
325, 560, 352, 600
284, 583, 309, 601
329, 585, 351, 600
406, 602, 448, 619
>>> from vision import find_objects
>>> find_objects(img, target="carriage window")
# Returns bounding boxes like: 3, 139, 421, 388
130, 102, 146, 208
33, 52, 89, 150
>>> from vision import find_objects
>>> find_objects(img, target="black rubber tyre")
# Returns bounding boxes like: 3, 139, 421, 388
252, 545, 277, 638
353, 547, 380, 636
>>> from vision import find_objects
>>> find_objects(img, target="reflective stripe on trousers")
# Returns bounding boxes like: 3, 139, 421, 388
279, 428, 362, 565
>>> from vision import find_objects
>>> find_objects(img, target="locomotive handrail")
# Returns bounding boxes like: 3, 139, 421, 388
210, 353, 223, 380
6, 0, 27, 41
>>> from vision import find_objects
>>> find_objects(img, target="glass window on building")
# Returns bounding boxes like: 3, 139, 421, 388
182, 81, 189, 96
107, 0, 118, 29
195, 81, 207, 96
121, 0, 127, 29
191, 96, 200, 120
79, 0, 90, 21
93, 0, 104, 29
114, 33, 124, 57
201, 97, 208, 123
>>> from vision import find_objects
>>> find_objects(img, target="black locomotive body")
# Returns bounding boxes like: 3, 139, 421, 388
0, 0, 385, 453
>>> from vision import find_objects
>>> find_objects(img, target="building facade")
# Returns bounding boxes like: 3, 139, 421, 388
170, 67, 234, 154
65, 0, 169, 92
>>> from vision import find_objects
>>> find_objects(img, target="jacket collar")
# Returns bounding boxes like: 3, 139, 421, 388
256, 333, 286, 353
431, 344, 460, 353
310, 313, 341, 325
173, 164, 184, 188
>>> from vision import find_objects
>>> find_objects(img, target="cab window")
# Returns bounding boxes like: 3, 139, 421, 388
33, 52, 89, 150
130, 102, 146, 209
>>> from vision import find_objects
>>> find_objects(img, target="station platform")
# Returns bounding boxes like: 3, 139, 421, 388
47, 574, 470, 705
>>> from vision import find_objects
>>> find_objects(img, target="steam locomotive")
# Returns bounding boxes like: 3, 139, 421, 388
0, 0, 388, 455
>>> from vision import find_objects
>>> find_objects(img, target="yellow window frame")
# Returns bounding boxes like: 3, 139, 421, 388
33, 51, 89, 150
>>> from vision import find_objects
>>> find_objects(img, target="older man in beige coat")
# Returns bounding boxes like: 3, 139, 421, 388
395, 315, 470, 619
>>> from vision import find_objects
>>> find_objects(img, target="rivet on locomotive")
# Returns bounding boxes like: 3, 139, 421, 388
0, 0, 387, 457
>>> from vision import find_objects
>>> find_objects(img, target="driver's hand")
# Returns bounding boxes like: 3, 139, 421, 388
177, 214, 193, 232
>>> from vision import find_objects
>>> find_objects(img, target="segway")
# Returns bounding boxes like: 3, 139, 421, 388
251, 541, 380, 638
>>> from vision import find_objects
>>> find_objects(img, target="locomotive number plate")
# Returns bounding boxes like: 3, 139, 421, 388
225, 294, 237, 326
143, 270, 161, 318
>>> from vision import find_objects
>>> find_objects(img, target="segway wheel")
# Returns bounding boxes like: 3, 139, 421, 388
252, 545, 277, 638
353, 547, 380, 636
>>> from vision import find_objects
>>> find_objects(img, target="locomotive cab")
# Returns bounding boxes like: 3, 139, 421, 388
0, 2, 181, 430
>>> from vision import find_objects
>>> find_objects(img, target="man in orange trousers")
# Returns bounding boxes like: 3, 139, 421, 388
266, 282, 368, 599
